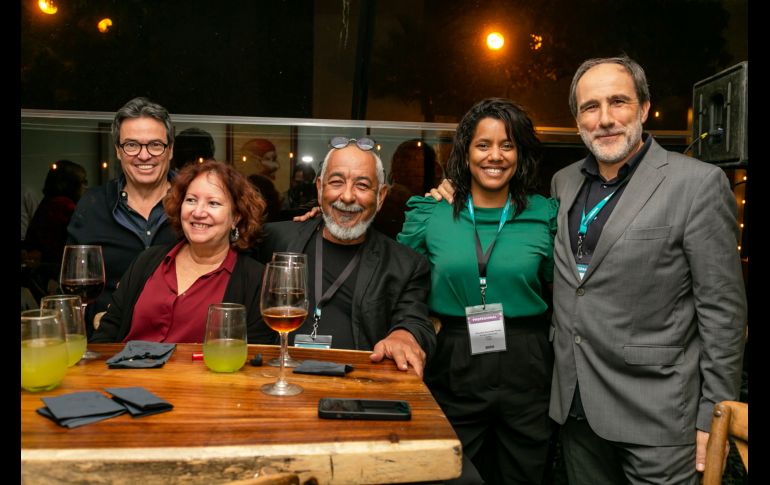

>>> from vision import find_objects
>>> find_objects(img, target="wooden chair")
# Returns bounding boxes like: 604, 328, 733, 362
702, 400, 748, 485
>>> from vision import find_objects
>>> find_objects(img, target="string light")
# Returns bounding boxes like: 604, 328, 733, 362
101, 162, 108, 169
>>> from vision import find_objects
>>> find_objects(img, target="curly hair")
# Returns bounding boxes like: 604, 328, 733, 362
164, 160, 266, 250
444, 97, 541, 219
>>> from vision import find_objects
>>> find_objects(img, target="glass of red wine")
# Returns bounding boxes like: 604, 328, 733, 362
260, 261, 308, 396
59, 245, 106, 360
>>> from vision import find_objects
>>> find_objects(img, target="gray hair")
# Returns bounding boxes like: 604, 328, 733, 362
112, 97, 175, 147
319, 147, 386, 186
568, 55, 651, 118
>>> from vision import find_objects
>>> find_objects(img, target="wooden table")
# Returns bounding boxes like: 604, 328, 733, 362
21, 343, 462, 484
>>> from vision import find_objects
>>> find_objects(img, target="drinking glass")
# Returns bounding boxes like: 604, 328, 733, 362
203, 303, 248, 373
60, 245, 106, 359
260, 261, 308, 396
41, 295, 86, 367
266, 252, 308, 368
21, 309, 68, 392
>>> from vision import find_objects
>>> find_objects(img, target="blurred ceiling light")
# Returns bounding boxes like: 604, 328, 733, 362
530, 34, 543, 50
486, 32, 504, 50
301, 156, 313, 163
38, 0, 58, 15
98, 18, 113, 33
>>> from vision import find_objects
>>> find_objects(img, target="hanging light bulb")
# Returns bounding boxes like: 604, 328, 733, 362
38, 0, 57, 15
97, 18, 113, 33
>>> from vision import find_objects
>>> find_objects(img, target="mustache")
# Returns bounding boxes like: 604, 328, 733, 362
592, 128, 625, 138
331, 200, 364, 213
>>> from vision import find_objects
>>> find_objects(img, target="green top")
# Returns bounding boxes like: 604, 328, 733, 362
397, 194, 558, 318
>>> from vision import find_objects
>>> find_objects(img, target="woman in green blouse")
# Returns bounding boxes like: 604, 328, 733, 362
398, 98, 558, 484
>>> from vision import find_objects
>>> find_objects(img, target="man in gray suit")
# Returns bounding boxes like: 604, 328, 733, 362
549, 55, 746, 483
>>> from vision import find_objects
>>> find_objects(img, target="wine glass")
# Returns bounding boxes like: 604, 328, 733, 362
21, 309, 68, 392
260, 261, 308, 396
40, 294, 86, 367
60, 245, 106, 359
266, 252, 308, 368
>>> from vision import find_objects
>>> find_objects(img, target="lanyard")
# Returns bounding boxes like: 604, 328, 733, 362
312, 229, 363, 338
576, 179, 626, 260
468, 193, 511, 308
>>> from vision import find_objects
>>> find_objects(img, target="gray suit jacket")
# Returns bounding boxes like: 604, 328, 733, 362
255, 219, 436, 358
549, 137, 746, 446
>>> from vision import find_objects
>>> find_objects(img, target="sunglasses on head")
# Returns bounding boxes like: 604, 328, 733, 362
329, 136, 377, 151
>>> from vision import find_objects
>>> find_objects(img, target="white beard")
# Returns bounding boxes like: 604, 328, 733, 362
321, 199, 375, 241
579, 113, 644, 165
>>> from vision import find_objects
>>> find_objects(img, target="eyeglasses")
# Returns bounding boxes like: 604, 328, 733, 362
329, 137, 377, 151
119, 141, 169, 156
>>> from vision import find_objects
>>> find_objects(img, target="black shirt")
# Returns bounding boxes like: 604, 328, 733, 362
289, 234, 360, 349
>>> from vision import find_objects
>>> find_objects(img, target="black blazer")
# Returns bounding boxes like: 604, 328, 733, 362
256, 219, 436, 358
92, 244, 273, 344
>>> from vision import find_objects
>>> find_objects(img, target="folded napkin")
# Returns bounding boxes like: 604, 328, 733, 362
293, 359, 353, 376
105, 387, 173, 417
36, 391, 126, 428
106, 341, 176, 368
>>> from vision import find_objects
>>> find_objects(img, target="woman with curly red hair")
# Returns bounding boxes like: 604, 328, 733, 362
92, 160, 274, 344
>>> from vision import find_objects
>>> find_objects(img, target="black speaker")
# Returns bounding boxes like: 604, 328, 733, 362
691, 61, 748, 166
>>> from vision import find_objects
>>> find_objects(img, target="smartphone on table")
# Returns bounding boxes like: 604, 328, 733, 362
317, 397, 412, 421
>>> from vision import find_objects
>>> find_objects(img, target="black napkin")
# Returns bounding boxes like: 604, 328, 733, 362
293, 359, 353, 376
105, 387, 173, 417
106, 340, 176, 368
36, 391, 127, 428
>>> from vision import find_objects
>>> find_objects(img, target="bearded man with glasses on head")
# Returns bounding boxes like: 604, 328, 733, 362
67, 97, 178, 337
253, 137, 435, 377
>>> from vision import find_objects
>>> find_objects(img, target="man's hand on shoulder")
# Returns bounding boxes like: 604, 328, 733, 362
370, 329, 426, 377
425, 178, 456, 204
292, 206, 321, 222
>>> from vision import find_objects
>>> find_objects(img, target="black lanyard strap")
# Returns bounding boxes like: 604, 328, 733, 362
312, 229, 363, 338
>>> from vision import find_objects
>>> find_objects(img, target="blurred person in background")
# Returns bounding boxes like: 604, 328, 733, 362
172, 127, 216, 170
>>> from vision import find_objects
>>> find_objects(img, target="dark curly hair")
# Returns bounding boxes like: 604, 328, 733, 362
444, 97, 541, 219
164, 160, 266, 250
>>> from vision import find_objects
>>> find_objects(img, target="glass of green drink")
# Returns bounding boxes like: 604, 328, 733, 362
203, 303, 248, 373
21, 309, 68, 392
40, 294, 86, 367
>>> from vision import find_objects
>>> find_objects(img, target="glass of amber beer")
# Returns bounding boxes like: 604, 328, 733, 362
260, 261, 308, 396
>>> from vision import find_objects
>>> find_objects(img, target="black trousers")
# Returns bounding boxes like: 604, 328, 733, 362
427, 314, 556, 485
